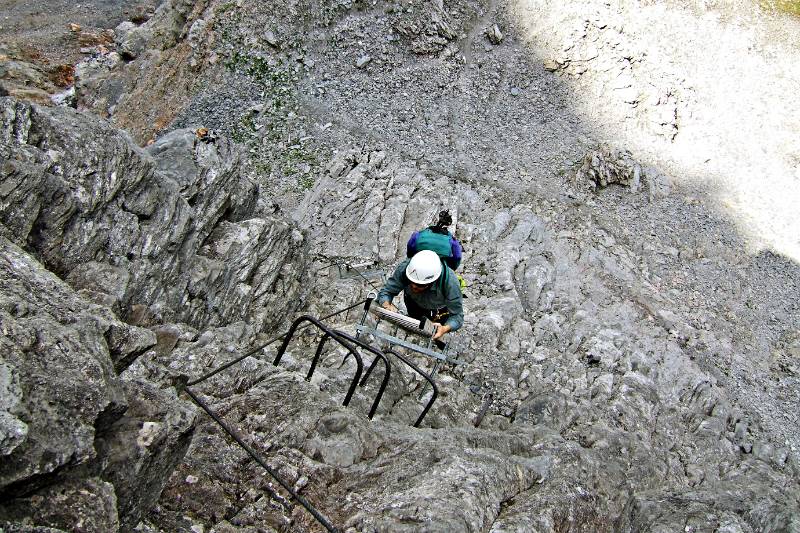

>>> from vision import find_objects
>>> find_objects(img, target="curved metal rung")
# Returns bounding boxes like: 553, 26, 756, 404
310, 330, 365, 406
330, 329, 390, 420
473, 393, 494, 428
274, 315, 363, 407
384, 348, 438, 428
186, 300, 369, 387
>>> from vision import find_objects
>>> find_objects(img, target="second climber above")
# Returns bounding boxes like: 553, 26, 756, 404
406, 210, 463, 270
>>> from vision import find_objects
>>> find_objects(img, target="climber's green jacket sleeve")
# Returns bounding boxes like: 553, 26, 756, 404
440, 272, 464, 332
377, 259, 411, 305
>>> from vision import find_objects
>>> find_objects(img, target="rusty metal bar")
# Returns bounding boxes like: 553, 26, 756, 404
330, 329, 391, 420
187, 299, 367, 387
474, 393, 494, 428
183, 386, 339, 533
384, 348, 438, 428
274, 315, 363, 407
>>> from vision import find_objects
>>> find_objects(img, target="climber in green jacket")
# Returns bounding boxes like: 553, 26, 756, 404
377, 250, 463, 342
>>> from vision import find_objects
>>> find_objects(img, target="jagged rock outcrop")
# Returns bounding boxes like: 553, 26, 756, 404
94, 379, 196, 531
574, 146, 670, 201
0, 95, 314, 530
0, 235, 194, 531
0, 97, 309, 333
1, 236, 137, 490
1, 478, 120, 533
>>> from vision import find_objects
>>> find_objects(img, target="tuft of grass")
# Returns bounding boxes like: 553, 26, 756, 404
280, 147, 319, 191
217, 1, 236, 14
230, 113, 256, 143
297, 174, 316, 191
225, 52, 292, 88
759, 0, 800, 16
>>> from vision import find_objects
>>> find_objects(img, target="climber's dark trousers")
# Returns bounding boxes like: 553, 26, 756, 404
404, 295, 449, 349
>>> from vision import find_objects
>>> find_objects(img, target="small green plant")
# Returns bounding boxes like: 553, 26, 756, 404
297, 174, 316, 190
212, 22, 319, 195
225, 52, 292, 87
230, 113, 256, 143
217, 1, 236, 13
759, 0, 800, 16
277, 147, 319, 191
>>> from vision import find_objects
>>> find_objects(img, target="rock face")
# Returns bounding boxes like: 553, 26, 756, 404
2, 0, 800, 531
0, 235, 193, 531
95, 379, 196, 531
0, 236, 131, 490
0, 96, 310, 530
1, 478, 120, 533
128, 147, 799, 533
0, 97, 309, 333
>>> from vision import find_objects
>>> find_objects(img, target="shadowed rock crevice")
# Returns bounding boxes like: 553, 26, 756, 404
0, 95, 315, 530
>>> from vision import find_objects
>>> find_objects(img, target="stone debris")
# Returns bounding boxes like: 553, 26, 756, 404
264, 29, 280, 48
486, 24, 504, 45
115, 21, 150, 59
355, 54, 372, 68
575, 146, 642, 189
543, 58, 562, 71
77, 29, 115, 47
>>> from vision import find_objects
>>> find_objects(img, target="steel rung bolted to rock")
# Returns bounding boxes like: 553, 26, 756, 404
274, 315, 363, 406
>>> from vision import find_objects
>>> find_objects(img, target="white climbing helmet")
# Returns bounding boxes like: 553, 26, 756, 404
406, 250, 442, 285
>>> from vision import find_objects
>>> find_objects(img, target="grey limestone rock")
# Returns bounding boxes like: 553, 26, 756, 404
389, 1, 461, 55
114, 21, 151, 60
576, 147, 643, 190
0, 236, 129, 490
0, 357, 26, 457
0, 234, 197, 530
3, 0, 800, 530
0, 99, 309, 334
355, 55, 372, 69
575, 146, 671, 200
0, 478, 119, 533
486, 24, 504, 45
95, 379, 196, 531
0, 524, 67, 533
